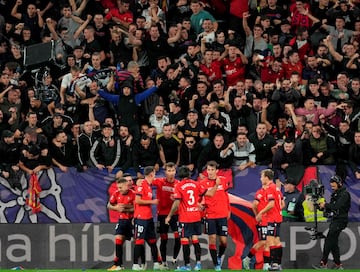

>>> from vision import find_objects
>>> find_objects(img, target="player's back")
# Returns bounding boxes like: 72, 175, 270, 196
255, 186, 268, 226
174, 178, 204, 223
266, 182, 283, 223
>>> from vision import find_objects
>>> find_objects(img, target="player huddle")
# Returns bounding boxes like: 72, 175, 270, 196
107, 165, 283, 271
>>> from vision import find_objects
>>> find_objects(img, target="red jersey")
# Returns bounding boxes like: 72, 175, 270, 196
222, 57, 246, 86
134, 179, 154, 220
260, 66, 284, 84
153, 177, 179, 216
109, 189, 135, 220
282, 61, 303, 79
254, 187, 268, 226
174, 178, 206, 223
105, 8, 133, 24
199, 61, 222, 83
265, 183, 283, 223
200, 176, 230, 219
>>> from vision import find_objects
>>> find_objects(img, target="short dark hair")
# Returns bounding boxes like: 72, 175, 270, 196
144, 166, 154, 176
178, 166, 190, 179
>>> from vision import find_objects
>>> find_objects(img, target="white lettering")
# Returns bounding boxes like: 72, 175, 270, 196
81, 224, 91, 262
93, 225, 113, 261
290, 226, 317, 260
7, 235, 31, 262
49, 225, 76, 262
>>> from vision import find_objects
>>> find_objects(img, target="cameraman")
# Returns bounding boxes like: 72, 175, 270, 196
314, 175, 350, 270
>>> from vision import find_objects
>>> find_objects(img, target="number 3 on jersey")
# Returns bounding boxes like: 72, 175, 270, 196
187, 190, 195, 205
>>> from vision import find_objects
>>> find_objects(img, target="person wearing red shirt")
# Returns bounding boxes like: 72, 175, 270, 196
200, 161, 230, 271
152, 162, 181, 267
199, 49, 223, 83
282, 50, 303, 79
107, 177, 135, 271
242, 171, 271, 270
222, 43, 248, 87
133, 166, 163, 270
165, 166, 219, 271
105, 0, 134, 29
260, 57, 284, 84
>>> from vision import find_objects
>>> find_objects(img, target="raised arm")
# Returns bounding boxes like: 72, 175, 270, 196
11, 0, 23, 20
242, 11, 252, 37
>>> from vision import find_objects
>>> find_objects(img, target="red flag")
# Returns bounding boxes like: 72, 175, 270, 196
26, 173, 42, 213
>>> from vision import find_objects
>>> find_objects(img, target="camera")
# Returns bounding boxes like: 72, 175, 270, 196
304, 179, 324, 200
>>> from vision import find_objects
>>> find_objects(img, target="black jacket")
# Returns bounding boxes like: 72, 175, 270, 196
324, 187, 351, 223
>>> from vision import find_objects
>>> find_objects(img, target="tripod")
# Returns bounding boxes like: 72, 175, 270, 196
305, 199, 326, 240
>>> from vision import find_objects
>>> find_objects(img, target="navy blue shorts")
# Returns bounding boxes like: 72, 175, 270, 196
179, 221, 202, 238
134, 218, 156, 240
158, 214, 178, 233
256, 225, 268, 240
267, 222, 281, 237
205, 217, 228, 236
115, 219, 133, 239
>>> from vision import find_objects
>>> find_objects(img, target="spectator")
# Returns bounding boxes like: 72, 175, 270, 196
242, 12, 268, 59
282, 50, 303, 79
221, 132, 256, 173
156, 123, 182, 167
98, 80, 160, 139
303, 124, 336, 165
105, 0, 134, 29
189, 0, 217, 36
197, 133, 233, 178
295, 97, 336, 125
50, 130, 77, 172
11, 0, 44, 42
204, 101, 232, 141
90, 124, 121, 173
149, 104, 169, 134
179, 108, 209, 146
248, 122, 277, 166
272, 138, 304, 182
19, 128, 51, 176
41, 113, 70, 142
222, 43, 248, 87
179, 135, 202, 174
142, 0, 166, 32
132, 134, 160, 178
0, 130, 22, 189
77, 121, 99, 171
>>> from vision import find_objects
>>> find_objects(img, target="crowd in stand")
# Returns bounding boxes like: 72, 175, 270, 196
2, 0, 360, 189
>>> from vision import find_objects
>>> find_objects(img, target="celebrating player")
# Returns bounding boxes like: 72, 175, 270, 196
133, 166, 163, 270
107, 177, 135, 271
200, 161, 230, 271
152, 162, 181, 267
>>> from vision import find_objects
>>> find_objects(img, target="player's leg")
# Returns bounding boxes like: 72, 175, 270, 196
270, 223, 282, 270
266, 223, 277, 270
170, 215, 181, 263
145, 219, 162, 268
242, 225, 267, 270
176, 222, 191, 270
133, 219, 146, 270
217, 218, 228, 265
191, 222, 202, 271
109, 219, 131, 270
206, 219, 218, 267
158, 215, 170, 264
